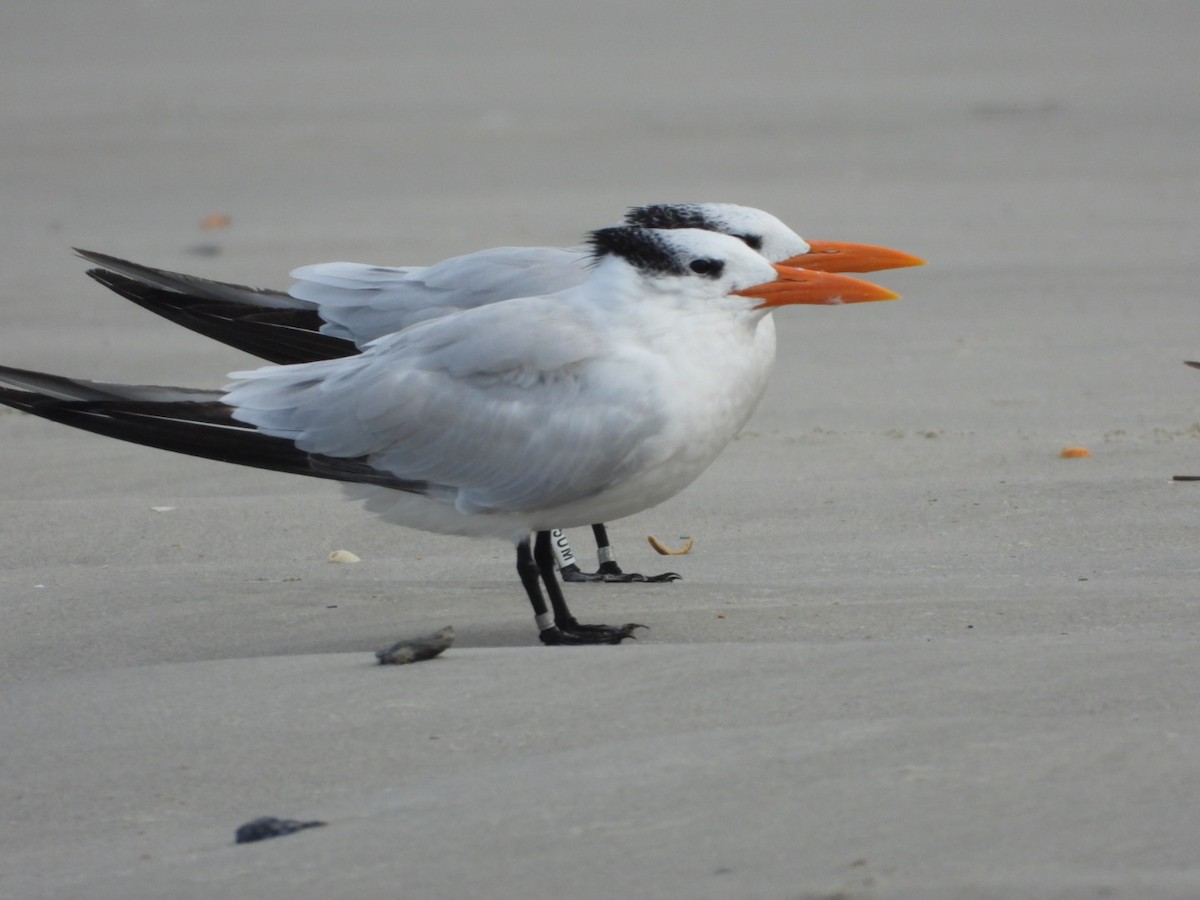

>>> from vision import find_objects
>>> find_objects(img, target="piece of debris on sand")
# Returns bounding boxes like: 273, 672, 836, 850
235, 816, 326, 844
376, 625, 455, 665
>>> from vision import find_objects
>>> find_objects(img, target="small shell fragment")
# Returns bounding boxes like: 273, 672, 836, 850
200, 213, 232, 230
328, 549, 361, 563
150, 506, 176, 513
1060, 446, 1092, 459
376, 626, 455, 665
647, 535, 695, 556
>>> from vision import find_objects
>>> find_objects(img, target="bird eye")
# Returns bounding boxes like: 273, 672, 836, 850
733, 233, 763, 251
689, 258, 723, 277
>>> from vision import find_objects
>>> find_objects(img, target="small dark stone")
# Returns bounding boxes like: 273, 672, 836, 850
235, 816, 326, 844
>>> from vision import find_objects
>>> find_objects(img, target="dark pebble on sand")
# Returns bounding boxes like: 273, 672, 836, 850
235, 816, 326, 844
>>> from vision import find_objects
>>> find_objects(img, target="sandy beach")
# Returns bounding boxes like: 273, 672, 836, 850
3, 2, 1200, 897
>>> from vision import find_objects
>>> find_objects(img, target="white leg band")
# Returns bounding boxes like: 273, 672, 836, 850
550, 529, 577, 568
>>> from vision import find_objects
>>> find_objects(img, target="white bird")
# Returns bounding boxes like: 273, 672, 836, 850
0, 226, 901, 644
76, 203, 923, 582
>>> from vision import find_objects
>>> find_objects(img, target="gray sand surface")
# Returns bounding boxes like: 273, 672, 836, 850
3, 2, 1199, 897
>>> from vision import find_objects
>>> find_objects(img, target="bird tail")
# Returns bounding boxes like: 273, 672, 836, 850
77, 249, 358, 365
0, 364, 419, 491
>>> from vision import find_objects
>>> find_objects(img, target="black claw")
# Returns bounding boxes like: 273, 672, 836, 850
596, 560, 681, 583
598, 571, 680, 583
568, 621, 645, 635
641, 572, 682, 583
539, 622, 645, 645
561, 564, 682, 584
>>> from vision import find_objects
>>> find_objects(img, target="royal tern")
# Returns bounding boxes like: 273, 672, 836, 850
76, 204, 923, 582
2, 226, 902, 644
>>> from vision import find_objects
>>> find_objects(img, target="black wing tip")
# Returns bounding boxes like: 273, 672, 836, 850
0, 385, 39, 414
0, 362, 46, 383
74, 247, 126, 268
81, 268, 354, 364
2, 383, 426, 494
84, 266, 126, 287
1185, 360, 1200, 370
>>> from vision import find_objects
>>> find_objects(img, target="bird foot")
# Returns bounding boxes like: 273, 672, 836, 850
539, 621, 645, 645
631, 571, 682, 583
559, 562, 681, 584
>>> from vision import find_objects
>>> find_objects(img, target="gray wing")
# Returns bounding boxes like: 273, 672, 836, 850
225, 294, 662, 513
288, 246, 590, 345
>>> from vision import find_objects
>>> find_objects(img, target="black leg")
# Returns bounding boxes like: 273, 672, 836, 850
526, 531, 644, 645
590, 523, 627, 577
516, 535, 553, 629
552, 525, 683, 583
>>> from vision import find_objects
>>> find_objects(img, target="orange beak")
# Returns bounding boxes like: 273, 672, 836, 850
782, 241, 926, 274
735, 264, 900, 307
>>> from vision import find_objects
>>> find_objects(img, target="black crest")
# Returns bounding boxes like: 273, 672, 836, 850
586, 226, 690, 276
624, 204, 711, 231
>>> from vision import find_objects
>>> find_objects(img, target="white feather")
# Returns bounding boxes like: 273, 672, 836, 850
226, 230, 781, 540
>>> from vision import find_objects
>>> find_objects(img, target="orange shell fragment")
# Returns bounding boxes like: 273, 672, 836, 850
647, 535, 694, 556
1060, 446, 1092, 458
